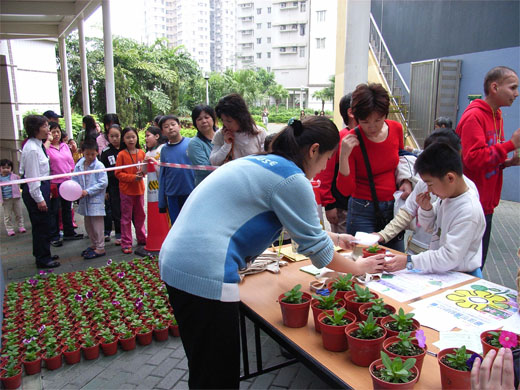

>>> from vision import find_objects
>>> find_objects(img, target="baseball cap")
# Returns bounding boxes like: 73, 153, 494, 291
43, 110, 63, 119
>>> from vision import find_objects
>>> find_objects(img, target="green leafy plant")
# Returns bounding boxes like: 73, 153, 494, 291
82, 335, 96, 348
387, 332, 424, 356
65, 338, 78, 352
374, 351, 416, 384
312, 289, 339, 310
486, 330, 519, 350
322, 308, 351, 326
281, 284, 305, 304
138, 325, 151, 334
442, 346, 472, 371
366, 244, 382, 253
352, 313, 384, 339
115, 325, 134, 340
23, 339, 41, 362
2, 359, 21, 378
363, 298, 392, 317
353, 284, 376, 303
99, 329, 115, 343
153, 319, 167, 330
331, 273, 355, 291
45, 345, 59, 358
386, 308, 415, 332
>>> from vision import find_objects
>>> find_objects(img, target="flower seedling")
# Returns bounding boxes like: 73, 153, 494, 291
282, 284, 305, 304
486, 330, 519, 350
387, 331, 425, 356
65, 338, 78, 352
331, 273, 355, 291
99, 329, 115, 343
366, 244, 382, 254
386, 308, 415, 332
312, 289, 339, 310
82, 335, 96, 348
2, 359, 21, 378
153, 319, 167, 330
353, 313, 384, 339
23, 338, 41, 362
363, 298, 391, 317
442, 346, 477, 371
322, 308, 352, 326
353, 284, 375, 303
373, 351, 417, 384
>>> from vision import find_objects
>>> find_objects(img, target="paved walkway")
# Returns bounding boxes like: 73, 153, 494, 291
1, 193, 518, 389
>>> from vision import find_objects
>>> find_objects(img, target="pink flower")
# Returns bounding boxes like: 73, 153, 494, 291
415, 329, 426, 348
117, 272, 125, 279
107, 259, 113, 265
28, 279, 38, 287
499, 331, 518, 348
74, 294, 82, 301
112, 300, 120, 306
39, 270, 46, 276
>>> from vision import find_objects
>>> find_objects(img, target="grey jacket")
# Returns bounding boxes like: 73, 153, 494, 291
72, 158, 108, 216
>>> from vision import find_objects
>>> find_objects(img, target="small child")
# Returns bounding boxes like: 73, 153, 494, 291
158, 116, 195, 224
115, 127, 147, 254
385, 143, 485, 276
72, 139, 108, 259
0, 159, 26, 236
68, 139, 83, 164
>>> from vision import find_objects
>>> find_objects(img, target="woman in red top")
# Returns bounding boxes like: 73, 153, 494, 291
337, 83, 410, 252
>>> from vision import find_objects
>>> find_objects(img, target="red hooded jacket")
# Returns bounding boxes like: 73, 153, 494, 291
456, 99, 515, 215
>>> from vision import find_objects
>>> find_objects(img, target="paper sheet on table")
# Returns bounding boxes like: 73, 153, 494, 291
280, 245, 342, 262
433, 331, 483, 355
410, 308, 457, 332
410, 279, 518, 331
354, 232, 380, 246
366, 270, 474, 302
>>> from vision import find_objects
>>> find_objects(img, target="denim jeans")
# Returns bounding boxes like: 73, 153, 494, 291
347, 197, 405, 252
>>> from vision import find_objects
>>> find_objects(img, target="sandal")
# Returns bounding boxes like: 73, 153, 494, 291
114, 239, 121, 246
122, 247, 132, 254
81, 247, 95, 257
84, 251, 106, 260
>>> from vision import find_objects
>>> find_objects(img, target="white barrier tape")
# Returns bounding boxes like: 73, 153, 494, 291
154, 161, 217, 172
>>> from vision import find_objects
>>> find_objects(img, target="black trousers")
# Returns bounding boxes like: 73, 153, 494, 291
166, 285, 240, 389
21, 181, 53, 264
481, 213, 493, 269
49, 183, 75, 240
104, 185, 121, 237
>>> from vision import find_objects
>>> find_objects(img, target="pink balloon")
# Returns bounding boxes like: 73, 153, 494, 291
59, 180, 83, 201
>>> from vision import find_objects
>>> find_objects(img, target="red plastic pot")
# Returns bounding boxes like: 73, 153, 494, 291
43, 353, 62, 370
345, 322, 387, 367
380, 316, 421, 339
137, 330, 153, 346
326, 281, 358, 300
278, 292, 312, 328
369, 358, 419, 389
100, 339, 119, 356
153, 327, 169, 342
363, 247, 386, 257
119, 335, 136, 351
311, 298, 345, 333
22, 357, 42, 375
382, 336, 427, 378
438, 348, 479, 390
169, 324, 180, 337
480, 329, 520, 355
63, 347, 81, 365
82, 343, 100, 360
317, 311, 356, 352
359, 302, 396, 324
344, 291, 380, 320
0, 370, 22, 390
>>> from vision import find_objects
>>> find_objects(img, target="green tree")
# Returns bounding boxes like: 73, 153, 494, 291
268, 84, 289, 111
312, 75, 335, 112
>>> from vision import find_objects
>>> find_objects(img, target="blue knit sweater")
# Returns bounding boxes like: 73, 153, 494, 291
158, 138, 195, 209
159, 154, 334, 302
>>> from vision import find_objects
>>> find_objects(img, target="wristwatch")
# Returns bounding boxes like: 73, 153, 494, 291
406, 255, 414, 271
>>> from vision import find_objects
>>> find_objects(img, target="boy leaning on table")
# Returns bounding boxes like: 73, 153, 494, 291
385, 142, 485, 277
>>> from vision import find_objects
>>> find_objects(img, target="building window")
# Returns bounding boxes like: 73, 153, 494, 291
316, 10, 326, 22
299, 47, 305, 57
267, 52, 271, 58
316, 38, 325, 49
300, 24, 305, 35
257, 8, 261, 14
300, 1, 306, 12
257, 53, 262, 59
257, 23, 261, 29
267, 7, 271, 14
267, 37, 271, 43
267, 66, 271, 72
280, 47, 286, 52
267, 22, 271, 28
280, 2, 286, 8
257, 38, 262, 44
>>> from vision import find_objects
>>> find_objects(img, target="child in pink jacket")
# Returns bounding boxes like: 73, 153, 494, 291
0, 159, 26, 236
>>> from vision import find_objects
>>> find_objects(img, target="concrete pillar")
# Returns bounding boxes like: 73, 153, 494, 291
102, 0, 116, 113
58, 37, 73, 139
78, 17, 90, 115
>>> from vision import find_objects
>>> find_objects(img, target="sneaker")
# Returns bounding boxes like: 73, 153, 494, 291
104, 235, 111, 242
18, 227, 26, 233
7, 230, 15, 237
122, 247, 132, 254
50, 240, 63, 247
134, 246, 151, 258
63, 233, 84, 241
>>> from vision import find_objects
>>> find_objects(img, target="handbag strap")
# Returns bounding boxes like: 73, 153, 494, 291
354, 127, 384, 219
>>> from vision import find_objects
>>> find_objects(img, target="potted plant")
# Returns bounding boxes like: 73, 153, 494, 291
326, 273, 357, 299
363, 244, 385, 257
153, 319, 169, 342
63, 338, 81, 365
0, 359, 22, 390
359, 298, 396, 324
345, 312, 387, 367
98, 329, 118, 356
480, 329, 519, 355
381, 308, 421, 339
169, 316, 180, 337
278, 284, 312, 328
81, 335, 100, 360
344, 284, 379, 320
438, 346, 481, 390
383, 330, 427, 378
311, 289, 345, 332
317, 308, 356, 352
137, 325, 153, 346
42, 344, 62, 370
21, 338, 41, 375
369, 351, 419, 389
116, 325, 136, 351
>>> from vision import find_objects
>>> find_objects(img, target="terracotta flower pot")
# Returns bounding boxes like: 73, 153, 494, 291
344, 291, 380, 320
63, 347, 81, 365
438, 348, 479, 390
382, 336, 427, 378
43, 352, 62, 370
369, 358, 419, 389
317, 311, 356, 352
479, 329, 520, 355
82, 343, 100, 360
311, 298, 345, 333
0, 370, 22, 390
345, 322, 387, 367
153, 327, 169, 342
359, 303, 396, 324
119, 335, 136, 351
137, 330, 153, 346
380, 317, 421, 339
278, 292, 312, 328
22, 357, 42, 375
169, 324, 180, 337
100, 339, 119, 356
363, 247, 386, 257
326, 281, 358, 300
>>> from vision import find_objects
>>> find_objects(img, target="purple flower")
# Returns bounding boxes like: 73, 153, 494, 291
143, 292, 149, 296
86, 291, 93, 299
23, 337, 36, 344
135, 299, 144, 311
112, 300, 120, 306
107, 259, 113, 265
415, 329, 426, 348
466, 353, 482, 370
39, 270, 46, 276
315, 288, 330, 296
28, 279, 38, 287
499, 331, 518, 349
74, 294, 82, 301
117, 272, 125, 279
38, 325, 46, 334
